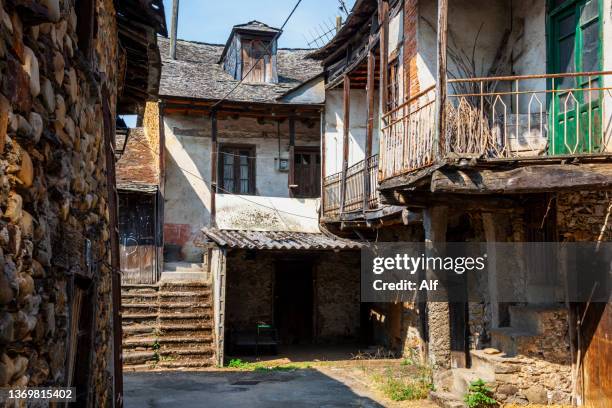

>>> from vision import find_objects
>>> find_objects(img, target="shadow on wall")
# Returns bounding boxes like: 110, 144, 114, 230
163, 151, 210, 262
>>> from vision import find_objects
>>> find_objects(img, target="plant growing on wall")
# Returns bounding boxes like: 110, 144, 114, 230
464, 379, 498, 408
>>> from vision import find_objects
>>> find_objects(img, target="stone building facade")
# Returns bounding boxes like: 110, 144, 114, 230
0, 0, 165, 406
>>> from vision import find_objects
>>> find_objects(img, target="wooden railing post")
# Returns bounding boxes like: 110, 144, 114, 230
435, 0, 448, 160
340, 75, 351, 215
363, 49, 376, 213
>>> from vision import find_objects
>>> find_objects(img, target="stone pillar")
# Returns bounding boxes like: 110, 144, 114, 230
423, 206, 450, 369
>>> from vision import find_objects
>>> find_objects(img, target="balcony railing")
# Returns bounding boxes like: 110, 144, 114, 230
380, 71, 612, 181
322, 155, 379, 220
380, 86, 437, 180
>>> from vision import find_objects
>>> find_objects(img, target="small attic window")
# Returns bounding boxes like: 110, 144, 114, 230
242, 39, 273, 83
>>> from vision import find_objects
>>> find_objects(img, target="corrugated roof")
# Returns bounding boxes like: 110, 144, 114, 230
200, 228, 362, 250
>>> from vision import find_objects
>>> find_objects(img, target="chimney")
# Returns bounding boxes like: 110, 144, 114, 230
169, 0, 179, 59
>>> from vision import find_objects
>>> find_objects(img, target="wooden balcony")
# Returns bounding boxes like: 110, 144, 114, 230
322, 155, 379, 221
379, 71, 612, 183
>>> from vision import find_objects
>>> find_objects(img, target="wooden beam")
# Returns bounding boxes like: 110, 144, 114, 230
340, 75, 351, 214
435, 0, 448, 159
379, 0, 389, 113
210, 111, 218, 226
363, 49, 376, 213
288, 116, 296, 193
430, 164, 612, 194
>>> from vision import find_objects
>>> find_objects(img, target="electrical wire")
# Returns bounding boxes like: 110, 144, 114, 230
211, 0, 304, 109
128, 137, 320, 220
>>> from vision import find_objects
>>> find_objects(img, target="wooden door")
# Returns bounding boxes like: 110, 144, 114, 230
293, 147, 321, 198
582, 302, 611, 407
549, 0, 602, 154
118, 192, 157, 284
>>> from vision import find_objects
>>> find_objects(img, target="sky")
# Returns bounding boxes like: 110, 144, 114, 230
161, 0, 356, 49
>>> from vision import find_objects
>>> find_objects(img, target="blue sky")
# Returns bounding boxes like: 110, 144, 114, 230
161, 0, 356, 48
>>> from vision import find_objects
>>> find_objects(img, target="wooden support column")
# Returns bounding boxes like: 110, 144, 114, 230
288, 116, 296, 192
340, 75, 351, 214
320, 110, 326, 212
423, 206, 451, 370
363, 49, 376, 213
210, 110, 218, 226
435, 0, 448, 159
379, 0, 389, 112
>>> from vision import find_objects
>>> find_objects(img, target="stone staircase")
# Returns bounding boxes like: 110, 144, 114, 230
430, 304, 570, 407
121, 272, 215, 371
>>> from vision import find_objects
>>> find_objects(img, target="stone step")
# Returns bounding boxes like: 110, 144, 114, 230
123, 337, 159, 349
121, 283, 159, 291
122, 324, 157, 337
122, 314, 158, 326
123, 351, 157, 365
159, 281, 211, 291
470, 349, 523, 376
160, 272, 209, 282
429, 391, 465, 408
490, 327, 538, 357
158, 347, 214, 358
158, 311, 212, 320
451, 368, 495, 398
157, 359, 214, 369
163, 262, 206, 273
157, 304, 211, 314
122, 292, 158, 303
122, 304, 159, 314
123, 364, 155, 372
508, 304, 566, 334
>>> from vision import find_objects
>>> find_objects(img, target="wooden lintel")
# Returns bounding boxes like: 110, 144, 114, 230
430, 164, 612, 194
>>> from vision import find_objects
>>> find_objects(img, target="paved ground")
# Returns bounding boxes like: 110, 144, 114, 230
123, 365, 438, 408
124, 369, 385, 408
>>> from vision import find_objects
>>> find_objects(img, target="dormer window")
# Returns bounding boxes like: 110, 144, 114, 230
220, 21, 280, 84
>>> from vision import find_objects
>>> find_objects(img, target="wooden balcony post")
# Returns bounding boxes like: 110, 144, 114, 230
363, 49, 376, 213
288, 116, 296, 195
379, 0, 389, 113
435, 0, 448, 159
210, 110, 218, 226
340, 75, 351, 215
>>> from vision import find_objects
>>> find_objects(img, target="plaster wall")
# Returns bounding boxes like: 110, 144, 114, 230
324, 89, 381, 177
163, 113, 320, 261
281, 76, 325, 104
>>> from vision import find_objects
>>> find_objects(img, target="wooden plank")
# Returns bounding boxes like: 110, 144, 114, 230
435, 0, 448, 159
210, 111, 218, 226
340, 75, 351, 214
379, 0, 389, 113
430, 164, 612, 194
583, 303, 612, 407
288, 116, 296, 192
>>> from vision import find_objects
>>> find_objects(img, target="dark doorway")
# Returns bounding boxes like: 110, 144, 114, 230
274, 260, 314, 345
293, 147, 320, 198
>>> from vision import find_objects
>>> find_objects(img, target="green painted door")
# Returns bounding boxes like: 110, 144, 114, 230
549, 0, 602, 155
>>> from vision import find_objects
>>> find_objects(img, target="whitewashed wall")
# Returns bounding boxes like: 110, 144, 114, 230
324, 88, 381, 177
163, 113, 320, 260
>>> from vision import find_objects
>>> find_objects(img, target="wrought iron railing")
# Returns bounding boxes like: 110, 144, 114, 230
321, 154, 379, 220
379, 72, 612, 181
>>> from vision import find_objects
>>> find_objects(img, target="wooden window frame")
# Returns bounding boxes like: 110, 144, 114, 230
218, 144, 256, 195
386, 55, 400, 112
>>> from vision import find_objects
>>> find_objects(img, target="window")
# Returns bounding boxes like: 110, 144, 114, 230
242, 39, 272, 83
219, 145, 256, 194
386, 58, 400, 112
293, 148, 320, 198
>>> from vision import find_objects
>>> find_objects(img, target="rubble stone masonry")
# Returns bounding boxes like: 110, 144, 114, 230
0, 0, 120, 405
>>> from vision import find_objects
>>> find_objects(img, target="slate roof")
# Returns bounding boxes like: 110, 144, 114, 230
200, 229, 362, 251
157, 37, 323, 104
233, 20, 281, 34
116, 128, 159, 191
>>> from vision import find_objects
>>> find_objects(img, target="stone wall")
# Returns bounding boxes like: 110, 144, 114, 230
225, 250, 274, 331
315, 251, 360, 342
224, 249, 362, 344
0, 0, 120, 405
557, 190, 612, 242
